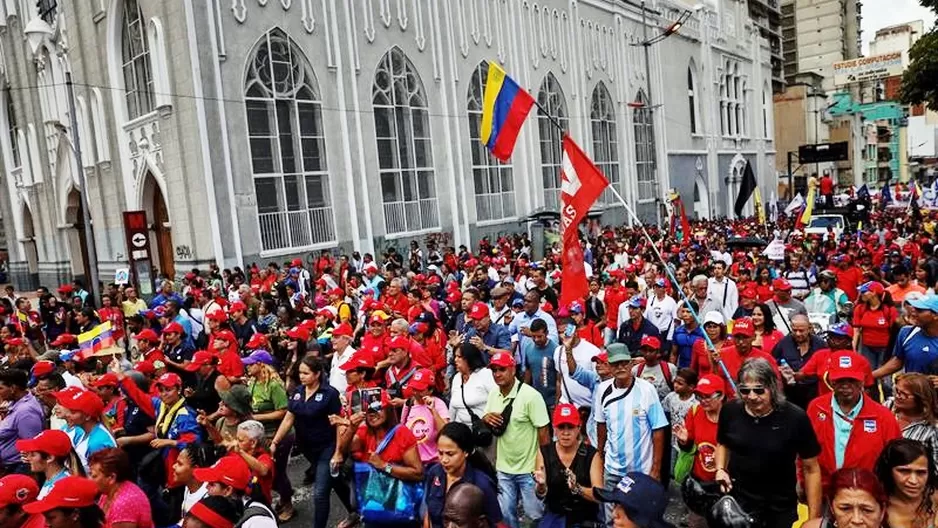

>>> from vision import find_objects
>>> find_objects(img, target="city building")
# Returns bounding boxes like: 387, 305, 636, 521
746, 0, 784, 92
827, 93, 906, 185
772, 72, 830, 197
780, 0, 861, 91
0, 0, 776, 290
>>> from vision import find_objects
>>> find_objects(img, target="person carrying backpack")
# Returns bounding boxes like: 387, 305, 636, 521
632, 336, 677, 401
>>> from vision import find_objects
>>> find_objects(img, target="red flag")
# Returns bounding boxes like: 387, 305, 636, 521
559, 136, 609, 307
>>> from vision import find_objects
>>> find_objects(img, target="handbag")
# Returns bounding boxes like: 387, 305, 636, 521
673, 445, 696, 483
460, 378, 493, 447
353, 425, 425, 524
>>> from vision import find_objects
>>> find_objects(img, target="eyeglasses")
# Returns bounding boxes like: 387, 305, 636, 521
695, 391, 724, 401
894, 389, 914, 400
738, 386, 767, 396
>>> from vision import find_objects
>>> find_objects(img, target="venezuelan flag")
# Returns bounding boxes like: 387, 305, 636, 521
480, 61, 535, 162
78, 321, 115, 357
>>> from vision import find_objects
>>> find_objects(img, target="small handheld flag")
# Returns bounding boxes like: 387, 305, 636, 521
479, 62, 535, 162
78, 322, 116, 360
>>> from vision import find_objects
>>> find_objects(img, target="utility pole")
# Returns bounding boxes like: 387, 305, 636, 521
641, 0, 662, 228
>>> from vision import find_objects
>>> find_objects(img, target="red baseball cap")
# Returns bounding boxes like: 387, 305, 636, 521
49, 334, 77, 347
445, 291, 461, 304
695, 374, 726, 396
0, 474, 39, 508
193, 455, 252, 491
468, 302, 490, 321
340, 350, 376, 371
206, 310, 229, 323
285, 326, 311, 341
388, 336, 410, 350
639, 336, 661, 350
31, 360, 56, 378
23, 476, 98, 514
135, 360, 156, 375
316, 308, 335, 320
156, 372, 183, 388
245, 333, 268, 349
405, 368, 435, 391
740, 287, 757, 299
332, 323, 354, 338
57, 284, 74, 294
54, 388, 104, 417
212, 330, 237, 345
828, 351, 866, 382
772, 278, 792, 291
16, 429, 73, 457
291, 258, 303, 268
591, 352, 609, 363
552, 403, 581, 427
134, 328, 160, 342
161, 322, 185, 336
732, 317, 755, 337
229, 301, 247, 314
489, 352, 516, 368
4, 337, 26, 347
90, 373, 120, 388
328, 287, 344, 297
185, 351, 216, 371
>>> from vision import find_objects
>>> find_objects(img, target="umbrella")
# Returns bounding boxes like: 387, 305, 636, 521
725, 237, 768, 249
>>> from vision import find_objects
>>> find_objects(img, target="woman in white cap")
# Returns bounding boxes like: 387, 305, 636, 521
689, 311, 728, 379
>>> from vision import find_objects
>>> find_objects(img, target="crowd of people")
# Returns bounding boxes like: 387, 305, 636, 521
1, 205, 938, 528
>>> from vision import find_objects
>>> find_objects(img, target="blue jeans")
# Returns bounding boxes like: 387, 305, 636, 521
497, 471, 544, 528
303, 445, 352, 528
603, 473, 624, 527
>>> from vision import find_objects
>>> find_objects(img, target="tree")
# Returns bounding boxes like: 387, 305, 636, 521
899, 29, 938, 109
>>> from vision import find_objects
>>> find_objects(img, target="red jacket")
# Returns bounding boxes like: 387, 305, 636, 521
807, 395, 900, 488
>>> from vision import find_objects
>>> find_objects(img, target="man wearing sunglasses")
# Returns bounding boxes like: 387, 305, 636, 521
594, 343, 668, 524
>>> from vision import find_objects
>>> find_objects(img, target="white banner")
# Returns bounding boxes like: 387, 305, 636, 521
833, 52, 905, 87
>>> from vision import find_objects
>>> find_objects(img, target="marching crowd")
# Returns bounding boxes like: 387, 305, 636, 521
1, 206, 938, 528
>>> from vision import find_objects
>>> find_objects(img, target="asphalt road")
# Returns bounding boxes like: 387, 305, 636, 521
278, 455, 692, 527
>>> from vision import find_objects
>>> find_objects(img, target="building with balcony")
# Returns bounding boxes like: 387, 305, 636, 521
827, 92, 906, 186
780, 0, 861, 92
747, 0, 785, 92
0, 0, 775, 289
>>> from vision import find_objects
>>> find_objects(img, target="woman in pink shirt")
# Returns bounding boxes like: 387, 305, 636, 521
400, 368, 450, 464
88, 448, 154, 528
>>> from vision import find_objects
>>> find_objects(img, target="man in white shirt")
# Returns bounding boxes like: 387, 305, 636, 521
706, 261, 738, 322
644, 279, 678, 343
554, 317, 599, 410
328, 323, 356, 392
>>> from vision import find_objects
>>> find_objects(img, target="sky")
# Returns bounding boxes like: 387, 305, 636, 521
861, 0, 936, 54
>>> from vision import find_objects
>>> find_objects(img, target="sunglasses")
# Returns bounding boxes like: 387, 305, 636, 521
738, 386, 766, 396
695, 391, 723, 400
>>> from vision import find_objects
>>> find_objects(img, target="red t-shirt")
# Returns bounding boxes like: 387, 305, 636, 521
800, 349, 874, 397
353, 425, 418, 463
361, 333, 389, 362
217, 348, 245, 378
252, 451, 275, 505
683, 404, 719, 482
577, 322, 604, 348
754, 284, 774, 304
852, 304, 897, 348
820, 176, 834, 195
756, 330, 784, 357
833, 266, 864, 302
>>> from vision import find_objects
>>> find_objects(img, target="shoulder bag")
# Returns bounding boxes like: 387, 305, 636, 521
353, 425, 425, 524
459, 377, 493, 447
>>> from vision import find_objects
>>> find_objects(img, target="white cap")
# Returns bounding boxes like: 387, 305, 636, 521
704, 311, 725, 326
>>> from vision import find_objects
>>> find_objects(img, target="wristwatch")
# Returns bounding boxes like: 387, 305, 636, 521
383, 464, 393, 475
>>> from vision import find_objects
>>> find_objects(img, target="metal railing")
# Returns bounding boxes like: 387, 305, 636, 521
476, 192, 517, 222
258, 206, 336, 252
383, 198, 440, 234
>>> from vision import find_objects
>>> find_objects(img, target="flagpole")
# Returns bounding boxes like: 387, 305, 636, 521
532, 99, 566, 135
606, 185, 738, 392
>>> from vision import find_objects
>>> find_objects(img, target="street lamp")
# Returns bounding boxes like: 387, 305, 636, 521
628, 1, 706, 228
25, 18, 101, 306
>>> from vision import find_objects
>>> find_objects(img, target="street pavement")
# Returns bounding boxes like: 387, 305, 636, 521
279, 454, 691, 527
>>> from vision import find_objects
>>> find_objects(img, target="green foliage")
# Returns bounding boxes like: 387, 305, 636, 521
899, 30, 938, 109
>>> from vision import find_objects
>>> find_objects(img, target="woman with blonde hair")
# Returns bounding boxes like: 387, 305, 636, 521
887, 373, 938, 468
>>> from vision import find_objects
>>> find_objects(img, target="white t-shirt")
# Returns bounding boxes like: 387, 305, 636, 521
329, 346, 356, 393
180, 483, 208, 524
449, 369, 497, 425
644, 295, 678, 339
554, 340, 600, 408
632, 361, 679, 401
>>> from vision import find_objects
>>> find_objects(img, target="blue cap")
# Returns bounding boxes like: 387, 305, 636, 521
626, 295, 645, 309
242, 349, 275, 366
59, 349, 79, 362
511, 298, 524, 308
828, 322, 854, 338
908, 294, 938, 313
594, 472, 670, 528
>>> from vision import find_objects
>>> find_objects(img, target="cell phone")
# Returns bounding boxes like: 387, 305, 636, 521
564, 325, 576, 338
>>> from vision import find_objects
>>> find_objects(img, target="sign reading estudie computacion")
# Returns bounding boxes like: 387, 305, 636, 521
833, 52, 904, 87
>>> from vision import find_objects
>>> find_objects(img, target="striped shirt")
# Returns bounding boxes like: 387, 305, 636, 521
886, 400, 938, 468
594, 377, 669, 478
785, 268, 816, 300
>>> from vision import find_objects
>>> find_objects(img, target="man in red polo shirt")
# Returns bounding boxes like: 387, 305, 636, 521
806, 353, 899, 487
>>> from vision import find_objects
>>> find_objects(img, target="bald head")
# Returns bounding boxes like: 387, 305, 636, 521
443, 483, 487, 528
